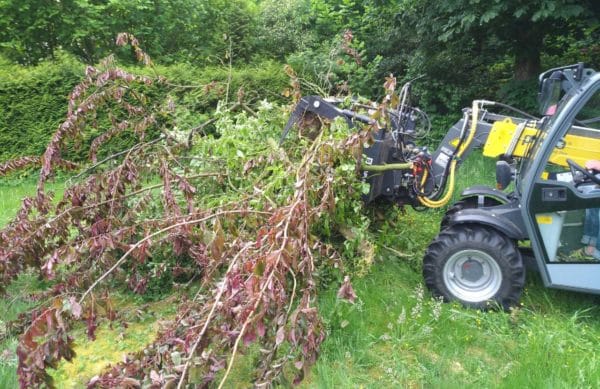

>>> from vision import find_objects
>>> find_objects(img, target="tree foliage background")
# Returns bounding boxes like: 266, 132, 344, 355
1, 0, 599, 153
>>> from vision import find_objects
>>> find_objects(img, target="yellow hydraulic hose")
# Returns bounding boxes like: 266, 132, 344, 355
417, 162, 457, 208
417, 101, 481, 208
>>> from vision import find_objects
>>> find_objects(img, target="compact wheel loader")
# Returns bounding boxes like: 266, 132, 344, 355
281, 63, 600, 309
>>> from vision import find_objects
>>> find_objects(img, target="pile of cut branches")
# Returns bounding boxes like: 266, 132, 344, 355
1, 35, 376, 388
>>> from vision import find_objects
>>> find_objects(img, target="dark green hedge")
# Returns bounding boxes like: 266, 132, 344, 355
0, 56, 84, 161
0, 56, 289, 162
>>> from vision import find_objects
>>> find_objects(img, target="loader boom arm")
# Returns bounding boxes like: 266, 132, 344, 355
279, 86, 600, 209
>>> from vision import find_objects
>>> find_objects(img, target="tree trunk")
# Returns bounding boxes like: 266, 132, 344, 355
513, 26, 543, 81
514, 49, 541, 81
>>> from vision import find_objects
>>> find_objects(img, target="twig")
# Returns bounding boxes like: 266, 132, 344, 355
382, 245, 411, 258
79, 210, 271, 304
107, 141, 139, 223
164, 81, 206, 90
176, 242, 254, 389
186, 98, 258, 149
187, 118, 217, 149
286, 269, 297, 317
20, 172, 223, 249
218, 149, 314, 388
68, 138, 163, 183
241, 103, 256, 116
225, 36, 233, 106
162, 145, 186, 170
217, 246, 290, 389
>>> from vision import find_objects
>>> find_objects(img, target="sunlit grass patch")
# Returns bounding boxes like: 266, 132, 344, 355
47, 296, 178, 387
47, 319, 159, 388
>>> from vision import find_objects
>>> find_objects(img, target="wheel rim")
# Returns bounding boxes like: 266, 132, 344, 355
443, 249, 502, 303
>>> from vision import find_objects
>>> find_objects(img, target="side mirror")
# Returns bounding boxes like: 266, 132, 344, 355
496, 160, 512, 190
538, 71, 563, 116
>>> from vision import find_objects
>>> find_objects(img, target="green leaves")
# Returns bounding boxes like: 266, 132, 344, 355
532, 2, 584, 22
480, 9, 500, 23
0, 0, 259, 65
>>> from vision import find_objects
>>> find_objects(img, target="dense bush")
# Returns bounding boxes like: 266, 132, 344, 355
254, 0, 317, 60
0, 54, 83, 161
0, 55, 289, 162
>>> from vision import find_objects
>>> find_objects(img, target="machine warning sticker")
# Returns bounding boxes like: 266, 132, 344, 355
536, 215, 553, 224
434, 152, 450, 168
440, 146, 453, 155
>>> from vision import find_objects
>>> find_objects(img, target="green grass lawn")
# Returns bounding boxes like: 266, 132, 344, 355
1, 154, 600, 388
307, 233, 600, 388
0, 178, 65, 226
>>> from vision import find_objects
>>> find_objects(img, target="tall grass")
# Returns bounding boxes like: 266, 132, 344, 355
307, 257, 600, 388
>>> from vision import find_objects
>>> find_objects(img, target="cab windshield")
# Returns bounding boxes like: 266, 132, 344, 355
516, 88, 578, 192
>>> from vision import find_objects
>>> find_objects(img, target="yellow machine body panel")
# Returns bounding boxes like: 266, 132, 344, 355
483, 118, 600, 167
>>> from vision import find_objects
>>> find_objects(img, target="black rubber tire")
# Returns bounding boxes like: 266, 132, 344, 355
423, 224, 525, 310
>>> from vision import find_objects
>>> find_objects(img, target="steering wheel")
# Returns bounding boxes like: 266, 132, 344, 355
566, 159, 600, 185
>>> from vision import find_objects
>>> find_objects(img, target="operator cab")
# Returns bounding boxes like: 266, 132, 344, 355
521, 64, 600, 293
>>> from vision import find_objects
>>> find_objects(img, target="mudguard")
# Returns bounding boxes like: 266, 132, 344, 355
446, 205, 528, 240
459, 185, 511, 205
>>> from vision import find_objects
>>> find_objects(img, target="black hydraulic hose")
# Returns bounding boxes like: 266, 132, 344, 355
482, 101, 539, 120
